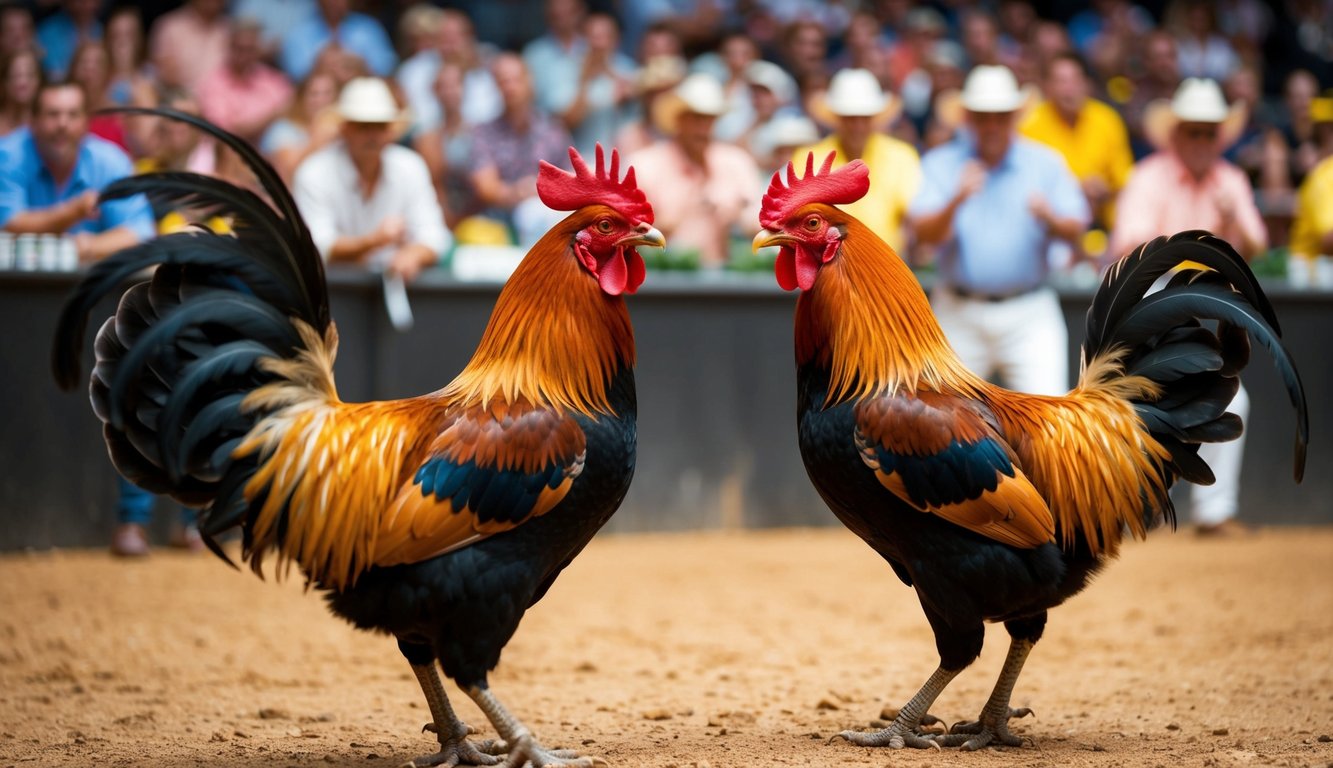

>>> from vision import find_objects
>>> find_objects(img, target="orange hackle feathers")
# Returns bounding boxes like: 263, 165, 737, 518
795, 215, 978, 403
441, 205, 636, 416
538, 144, 653, 225
760, 152, 870, 229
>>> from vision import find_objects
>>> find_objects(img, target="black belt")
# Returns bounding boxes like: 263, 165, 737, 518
948, 284, 1043, 303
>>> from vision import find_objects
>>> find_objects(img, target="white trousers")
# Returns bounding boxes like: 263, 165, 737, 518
1189, 384, 1249, 526
931, 286, 1070, 396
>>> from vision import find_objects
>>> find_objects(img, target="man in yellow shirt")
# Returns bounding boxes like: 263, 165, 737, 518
795, 68, 920, 255
1289, 95, 1333, 260
1020, 52, 1132, 230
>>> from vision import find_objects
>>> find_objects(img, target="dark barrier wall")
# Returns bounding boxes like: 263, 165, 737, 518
3, 268, 1329, 550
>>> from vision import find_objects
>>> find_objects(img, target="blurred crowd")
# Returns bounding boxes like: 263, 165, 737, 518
0, 0, 1331, 281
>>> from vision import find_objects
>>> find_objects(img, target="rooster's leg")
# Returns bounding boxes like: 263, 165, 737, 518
465, 684, 605, 768
831, 666, 958, 749
937, 615, 1044, 750
399, 639, 507, 767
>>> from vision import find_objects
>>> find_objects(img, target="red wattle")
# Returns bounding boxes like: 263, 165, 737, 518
796, 249, 820, 291
624, 248, 646, 294
775, 246, 798, 291
598, 249, 628, 295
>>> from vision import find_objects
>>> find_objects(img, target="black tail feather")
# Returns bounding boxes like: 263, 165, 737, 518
1084, 231, 1308, 495
51, 110, 333, 568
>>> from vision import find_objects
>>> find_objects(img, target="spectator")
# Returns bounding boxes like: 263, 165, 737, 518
0, 81, 153, 261
310, 42, 370, 89
705, 31, 760, 142
138, 90, 215, 174
1123, 30, 1182, 158
1289, 94, 1333, 260
68, 41, 127, 151
397, 4, 445, 60
627, 73, 762, 268
0, 4, 35, 59
909, 65, 1089, 396
614, 53, 685, 155
232, 0, 315, 61
549, 13, 635, 158
0, 48, 40, 137
959, 9, 1007, 70
779, 19, 828, 99
148, 0, 228, 95
260, 70, 340, 184
1110, 78, 1266, 260
1020, 52, 1133, 231
1108, 78, 1264, 537
398, 9, 499, 135
196, 18, 294, 145
103, 7, 153, 108
831, 10, 892, 87
1273, 69, 1322, 189
798, 68, 920, 255
524, 0, 587, 114
282, 0, 397, 82
467, 53, 571, 247
736, 59, 799, 160
750, 112, 819, 178
1166, 0, 1238, 82
413, 62, 476, 228
292, 77, 448, 281
36, 0, 102, 81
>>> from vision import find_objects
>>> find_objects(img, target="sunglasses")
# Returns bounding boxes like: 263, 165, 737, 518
1180, 125, 1219, 141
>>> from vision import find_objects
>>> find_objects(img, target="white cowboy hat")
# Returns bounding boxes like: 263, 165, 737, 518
751, 113, 821, 158
959, 64, 1030, 113
336, 77, 407, 124
651, 72, 727, 135
745, 59, 797, 105
1143, 77, 1247, 150
809, 68, 900, 129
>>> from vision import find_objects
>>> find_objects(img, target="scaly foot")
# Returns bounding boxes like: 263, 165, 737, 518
401, 722, 508, 767
498, 733, 605, 768
933, 707, 1033, 750
831, 713, 945, 750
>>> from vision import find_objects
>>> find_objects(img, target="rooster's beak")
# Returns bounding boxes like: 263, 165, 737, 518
619, 223, 666, 249
752, 229, 793, 252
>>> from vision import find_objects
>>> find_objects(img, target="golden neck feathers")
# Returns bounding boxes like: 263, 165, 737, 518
442, 220, 636, 415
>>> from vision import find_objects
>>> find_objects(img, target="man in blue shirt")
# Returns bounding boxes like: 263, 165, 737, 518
281, 0, 398, 82
0, 80, 166, 555
0, 81, 154, 262
35, 0, 102, 80
910, 65, 1089, 396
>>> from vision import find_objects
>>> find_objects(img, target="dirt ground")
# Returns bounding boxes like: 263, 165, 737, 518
1, 527, 1331, 768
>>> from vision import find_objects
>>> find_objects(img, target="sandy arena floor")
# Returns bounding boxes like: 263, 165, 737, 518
1, 527, 1331, 768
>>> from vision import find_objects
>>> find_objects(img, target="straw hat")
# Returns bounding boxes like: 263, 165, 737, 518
1143, 77, 1247, 150
636, 54, 687, 95
809, 68, 900, 130
751, 114, 821, 158
959, 65, 1030, 113
651, 73, 727, 135
336, 77, 409, 124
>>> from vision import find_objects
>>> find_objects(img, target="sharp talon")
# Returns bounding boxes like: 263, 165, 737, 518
928, 739, 942, 751
827, 731, 850, 745
422, 723, 438, 734
1014, 707, 1034, 719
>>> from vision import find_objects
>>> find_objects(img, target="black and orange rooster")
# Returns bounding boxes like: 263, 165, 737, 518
52, 111, 664, 768
754, 154, 1307, 751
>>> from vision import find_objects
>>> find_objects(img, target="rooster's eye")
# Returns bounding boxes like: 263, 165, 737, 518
805, 216, 821, 231
596, 219, 613, 234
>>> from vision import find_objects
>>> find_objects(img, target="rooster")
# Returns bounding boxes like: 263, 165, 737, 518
753, 154, 1307, 751
52, 111, 664, 768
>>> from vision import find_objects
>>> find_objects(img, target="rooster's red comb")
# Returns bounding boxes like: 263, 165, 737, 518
537, 144, 653, 224
759, 152, 870, 229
